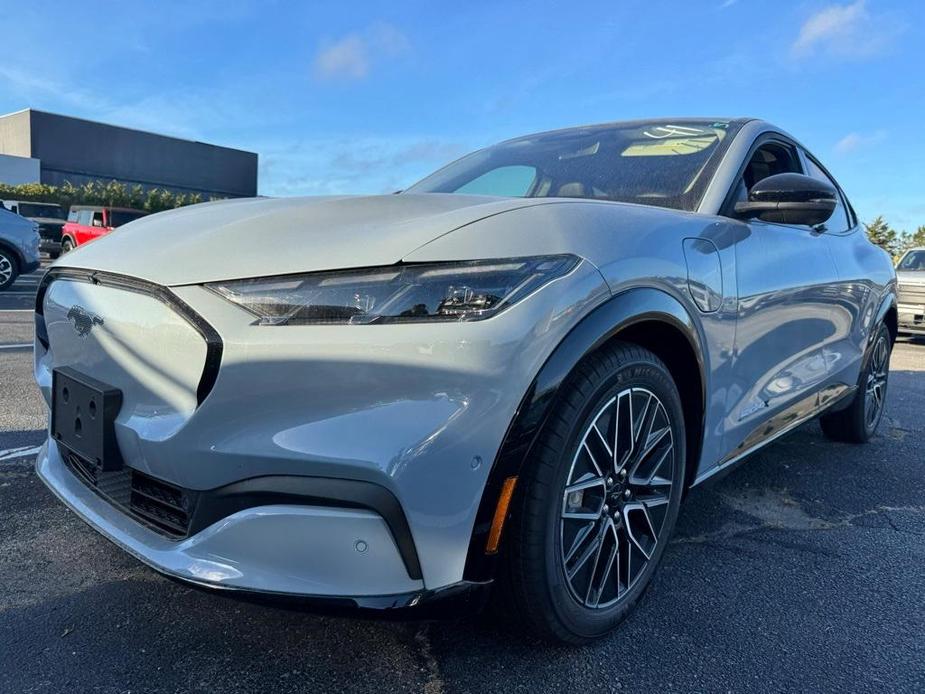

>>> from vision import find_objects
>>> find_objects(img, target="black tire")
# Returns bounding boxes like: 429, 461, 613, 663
501, 341, 686, 644
0, 248, 19, 291
820, 324, 891, 443
61, 237, 74, 254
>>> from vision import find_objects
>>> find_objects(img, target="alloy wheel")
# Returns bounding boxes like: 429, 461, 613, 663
0, 253, 13, 285
864, 334, 889, 429
560, 387, 677, 609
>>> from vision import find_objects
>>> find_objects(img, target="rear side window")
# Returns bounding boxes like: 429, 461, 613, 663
77, 210, 92, 226
802, 153, 852, 232
67, 209, 78, 223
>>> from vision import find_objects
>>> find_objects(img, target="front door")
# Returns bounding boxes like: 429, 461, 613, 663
723, 139, 843, 460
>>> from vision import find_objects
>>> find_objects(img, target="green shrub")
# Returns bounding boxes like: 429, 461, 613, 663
0, 179, 214, 213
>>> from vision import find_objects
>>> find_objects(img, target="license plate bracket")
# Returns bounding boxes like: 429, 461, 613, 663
52, 367, 123, 472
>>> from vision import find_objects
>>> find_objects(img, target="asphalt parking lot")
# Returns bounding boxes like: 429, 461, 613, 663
1, 263, 923, 693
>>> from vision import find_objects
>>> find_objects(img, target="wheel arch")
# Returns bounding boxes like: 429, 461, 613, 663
878, 292, 897, 345
462, 286, 707, 582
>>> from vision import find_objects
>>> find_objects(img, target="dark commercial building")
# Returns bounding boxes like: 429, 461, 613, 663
0, 109, 258, 198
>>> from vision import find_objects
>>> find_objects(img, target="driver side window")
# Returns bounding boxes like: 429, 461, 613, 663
731, 141, 802, 206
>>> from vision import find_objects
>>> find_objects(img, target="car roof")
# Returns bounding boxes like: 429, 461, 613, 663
2, 199, 62, 206
69, 205, 147, 213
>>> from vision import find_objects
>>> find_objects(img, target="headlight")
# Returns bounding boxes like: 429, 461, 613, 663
206, 255, 580, 325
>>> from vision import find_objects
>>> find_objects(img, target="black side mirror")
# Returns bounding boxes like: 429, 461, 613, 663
734, 172, 837, 227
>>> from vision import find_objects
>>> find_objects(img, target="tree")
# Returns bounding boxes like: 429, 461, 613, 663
865, 216, 901, 257
902, 225, 925, 251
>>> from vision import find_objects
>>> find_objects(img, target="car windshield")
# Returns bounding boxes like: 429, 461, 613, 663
406, 120, 741, 211
18, 203, 66, 219
109, 210, 146, 227
898, 250, 925, 271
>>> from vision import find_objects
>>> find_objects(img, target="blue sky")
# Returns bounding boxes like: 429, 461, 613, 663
1, 0, 922, 229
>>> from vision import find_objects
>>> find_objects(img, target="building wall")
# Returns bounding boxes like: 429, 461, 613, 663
0, 110, 31, 158
0, 153, 41, 185
0, 110, 258, 198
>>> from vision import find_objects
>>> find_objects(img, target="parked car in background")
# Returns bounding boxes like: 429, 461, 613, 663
2, 200, 68, 258
34, 118, 896, 643
60, 205, 148, 253
0, 206, 40, 290
895, 247, 925, 335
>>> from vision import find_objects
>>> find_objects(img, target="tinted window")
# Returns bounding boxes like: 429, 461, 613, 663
731, 141, 803, 207
77, 210, 93, 226
407, 120, 742, 211
802, 154, 851, 232
17, 203, 66, 219
92, 212, 105, 227
898, 250, 925, 271
108, 210, 146, 227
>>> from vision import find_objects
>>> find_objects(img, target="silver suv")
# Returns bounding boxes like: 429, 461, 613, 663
895, 247, 925, 335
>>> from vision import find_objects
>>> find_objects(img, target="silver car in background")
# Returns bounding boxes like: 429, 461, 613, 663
895, 247, 925, 335
34, 118, 896, 643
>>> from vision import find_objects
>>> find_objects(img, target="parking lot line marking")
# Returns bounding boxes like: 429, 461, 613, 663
0, 343, 32, 350
0, 445, 42, 462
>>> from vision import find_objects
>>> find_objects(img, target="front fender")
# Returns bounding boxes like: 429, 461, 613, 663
463, 286, 706, 582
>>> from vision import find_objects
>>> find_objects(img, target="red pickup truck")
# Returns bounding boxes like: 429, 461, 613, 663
61, 205, 147, 253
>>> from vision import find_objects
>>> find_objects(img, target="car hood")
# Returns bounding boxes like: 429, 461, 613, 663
896, 270, 925, 286
53, 194, 563, 285
30, 217, 65, 226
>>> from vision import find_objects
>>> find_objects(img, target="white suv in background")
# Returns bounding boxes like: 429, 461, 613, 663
895, 247, 925, 335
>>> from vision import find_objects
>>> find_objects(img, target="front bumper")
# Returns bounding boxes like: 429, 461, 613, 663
40, 238, 62, 256
37, 440, 424, 597
34, 261, 609, 597
897, 304, 925, 334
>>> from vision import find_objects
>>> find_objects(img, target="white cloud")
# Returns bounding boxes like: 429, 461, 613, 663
312, 23, 409, 81
313, 35, 370, 80
834, 130, 886, 155
791, 1, 900, 60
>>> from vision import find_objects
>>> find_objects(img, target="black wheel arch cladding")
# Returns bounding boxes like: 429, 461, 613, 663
463, 287, 706, 582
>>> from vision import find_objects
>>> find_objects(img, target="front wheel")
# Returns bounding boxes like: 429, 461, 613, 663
0, 249, 18, 291
502, 342, 685, 644
820, 324, 891, 443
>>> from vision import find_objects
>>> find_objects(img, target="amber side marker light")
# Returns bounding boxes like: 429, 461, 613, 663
485, 476, 518, 554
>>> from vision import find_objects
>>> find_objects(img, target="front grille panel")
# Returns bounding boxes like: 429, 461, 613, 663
62, 447, 194, 538
129, 474, 192, 536
37, 223, 62, 241
898, 284, 925, 306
